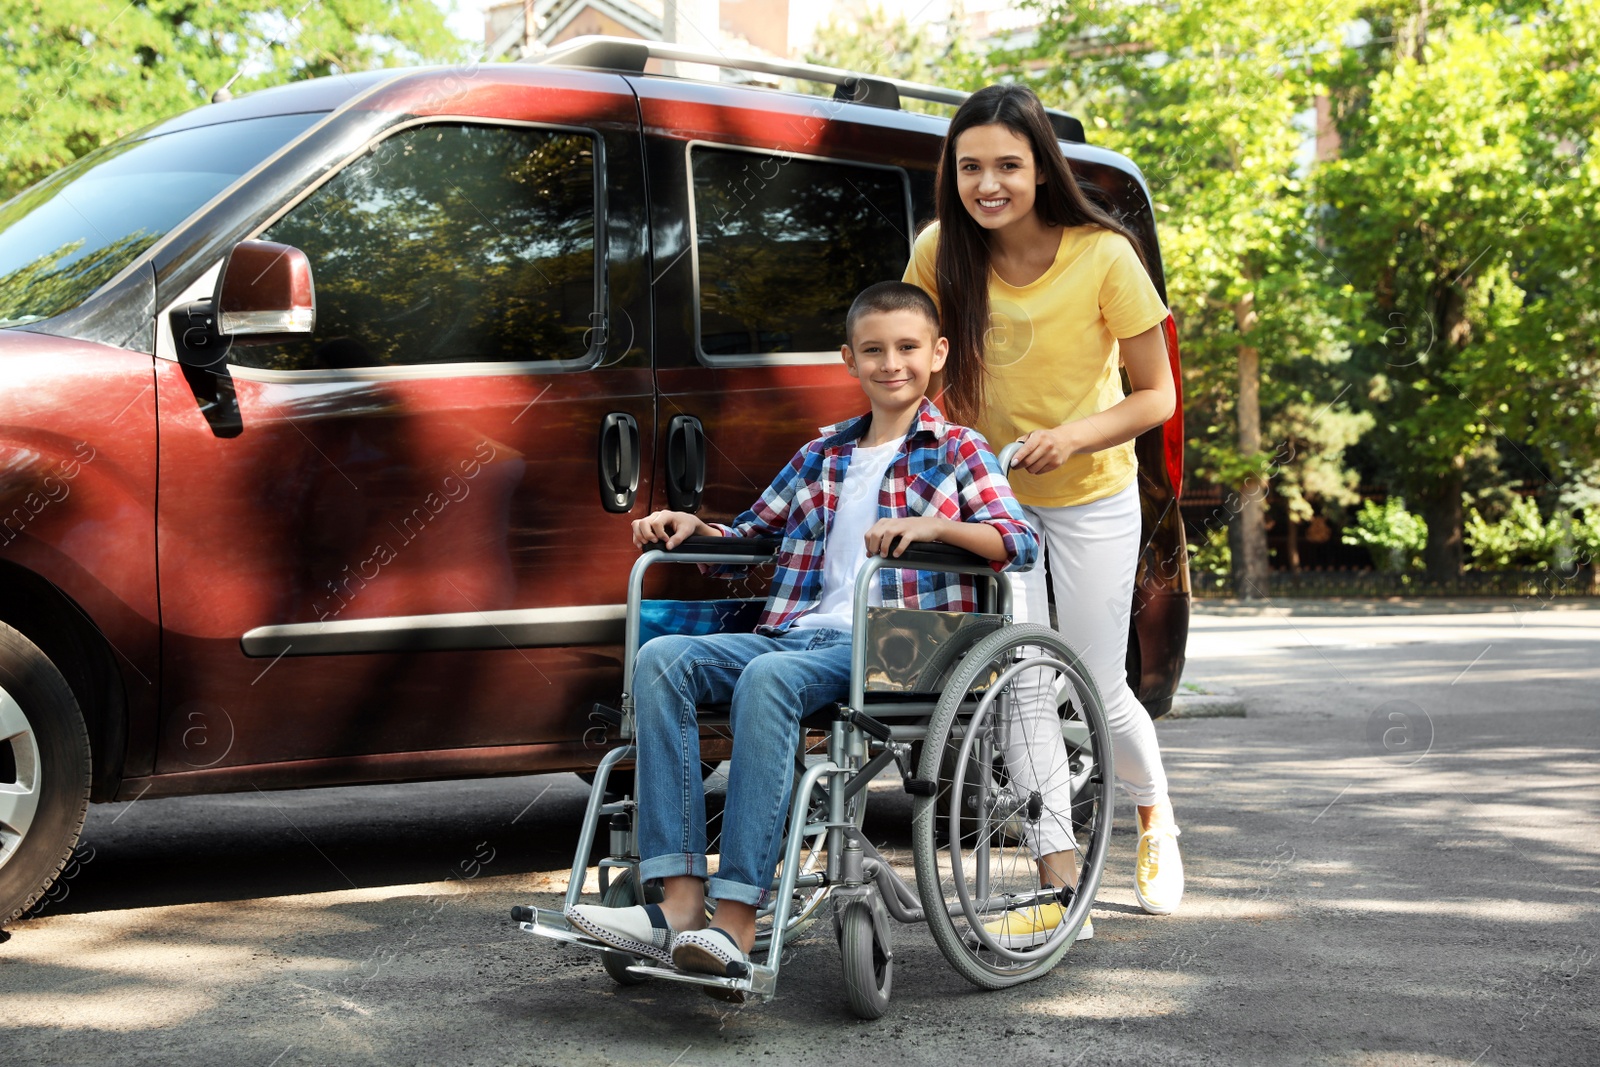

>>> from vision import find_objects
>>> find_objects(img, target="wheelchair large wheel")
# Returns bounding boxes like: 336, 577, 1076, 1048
911, 624, 1113, 990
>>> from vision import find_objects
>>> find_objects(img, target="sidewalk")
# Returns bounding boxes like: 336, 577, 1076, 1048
1191, 595, 1600, 617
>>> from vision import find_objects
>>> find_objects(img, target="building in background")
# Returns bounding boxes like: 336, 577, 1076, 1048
479, 0, 1039, 63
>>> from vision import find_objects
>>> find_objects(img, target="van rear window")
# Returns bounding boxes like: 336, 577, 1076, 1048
690, 148, 911, 358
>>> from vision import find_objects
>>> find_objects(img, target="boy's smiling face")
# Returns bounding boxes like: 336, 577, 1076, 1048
842, 308, 948, 417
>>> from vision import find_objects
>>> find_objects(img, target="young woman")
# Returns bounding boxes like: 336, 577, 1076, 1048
905, 84, 1183, 941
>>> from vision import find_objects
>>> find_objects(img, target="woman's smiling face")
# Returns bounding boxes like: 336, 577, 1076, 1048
953, 122, 1043, 232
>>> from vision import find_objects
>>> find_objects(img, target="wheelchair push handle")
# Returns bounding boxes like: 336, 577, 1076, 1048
997, 440, 1023, 473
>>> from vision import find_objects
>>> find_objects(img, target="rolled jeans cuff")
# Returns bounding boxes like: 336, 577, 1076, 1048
1122, 783, 1166, 808
706, 876, 768, 908
639, 853, 708, 883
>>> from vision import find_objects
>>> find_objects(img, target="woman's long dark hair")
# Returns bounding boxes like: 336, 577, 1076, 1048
932, 84, 1147, 428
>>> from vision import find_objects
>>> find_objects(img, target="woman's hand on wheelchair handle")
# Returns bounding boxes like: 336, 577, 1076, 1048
632, 510, 717, 549
1012, 426, 1082, 476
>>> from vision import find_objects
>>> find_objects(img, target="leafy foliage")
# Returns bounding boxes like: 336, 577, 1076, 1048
1320, 1, 1600, 576
1464, 497, 1574, 572
1342, 498, 1428, 572
1187, 525, 1232, 579
0, 0, 467, 202
805, 7, 992, 103
1571, 510, 1600, 564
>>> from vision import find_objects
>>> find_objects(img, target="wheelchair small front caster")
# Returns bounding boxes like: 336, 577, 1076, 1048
836, 899, 893, 1019
598, 870, 663, 987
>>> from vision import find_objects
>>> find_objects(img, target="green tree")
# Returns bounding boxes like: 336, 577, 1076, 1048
805, 6, 993, 102
1025, 0, 1368, 597
1319, 1, 1600, 580
0, 0, 468, 201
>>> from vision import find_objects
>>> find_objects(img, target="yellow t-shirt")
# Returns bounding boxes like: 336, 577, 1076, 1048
904, 222, 1169, 508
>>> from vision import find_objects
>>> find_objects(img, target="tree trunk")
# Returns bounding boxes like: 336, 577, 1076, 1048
1416, 279, 1470, 584
1418, 459, 1465, 583
1233, 294, 1271, 599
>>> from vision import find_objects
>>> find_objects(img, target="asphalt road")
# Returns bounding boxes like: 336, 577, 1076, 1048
3, 603, 1597, 1066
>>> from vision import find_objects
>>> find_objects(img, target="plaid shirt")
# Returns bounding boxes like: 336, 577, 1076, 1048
707, 398, 1038, 633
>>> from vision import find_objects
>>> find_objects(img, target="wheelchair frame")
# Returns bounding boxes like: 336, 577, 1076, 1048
515, 462, 1115, 1016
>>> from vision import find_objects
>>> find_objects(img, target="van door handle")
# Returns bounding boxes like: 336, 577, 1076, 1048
665, 414, 705, 512
598, 412, 639, 513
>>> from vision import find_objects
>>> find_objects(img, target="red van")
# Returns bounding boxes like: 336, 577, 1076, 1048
0, 37, 1189, 924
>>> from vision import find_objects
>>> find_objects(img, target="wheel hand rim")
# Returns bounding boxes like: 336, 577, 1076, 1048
949, 654, 1087, 964
0, 686, 43, 870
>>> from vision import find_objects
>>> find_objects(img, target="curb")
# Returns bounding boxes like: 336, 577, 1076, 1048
1166, 694, 1246, 719
1192, 596, 1600, 617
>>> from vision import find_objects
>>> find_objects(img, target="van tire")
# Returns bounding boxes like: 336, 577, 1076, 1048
0, 623, 91, 927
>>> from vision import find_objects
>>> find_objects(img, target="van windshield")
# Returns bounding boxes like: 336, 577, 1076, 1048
0, 112, 322, 329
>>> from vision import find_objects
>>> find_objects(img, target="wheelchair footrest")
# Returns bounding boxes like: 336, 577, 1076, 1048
624, 961, 778, 1002
512, 904, 616, 953
513, 904, 779, 1001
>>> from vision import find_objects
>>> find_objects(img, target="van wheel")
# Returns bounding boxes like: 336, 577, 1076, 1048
0, 623, 91, 927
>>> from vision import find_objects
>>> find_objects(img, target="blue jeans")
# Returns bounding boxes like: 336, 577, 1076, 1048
634, 627, 852, 907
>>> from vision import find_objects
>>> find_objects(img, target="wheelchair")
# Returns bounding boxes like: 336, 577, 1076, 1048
513, 463, 1114, 1018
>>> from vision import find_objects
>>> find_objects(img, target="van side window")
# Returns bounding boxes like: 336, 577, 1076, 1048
690, 148, 910, 358
236, 123, 598, 372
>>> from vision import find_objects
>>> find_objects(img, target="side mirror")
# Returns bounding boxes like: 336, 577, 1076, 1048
214, 239, 315, 338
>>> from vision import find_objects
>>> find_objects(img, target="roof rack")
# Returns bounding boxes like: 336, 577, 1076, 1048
530, 35, 1087, 144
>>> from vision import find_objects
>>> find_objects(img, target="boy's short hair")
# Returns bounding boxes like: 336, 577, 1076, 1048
845, 281, 941, 346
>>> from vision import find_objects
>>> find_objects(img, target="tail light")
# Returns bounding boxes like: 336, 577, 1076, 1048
1161, 314, 1184, 498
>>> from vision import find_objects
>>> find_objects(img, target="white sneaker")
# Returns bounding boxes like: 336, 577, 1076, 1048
565, 902, 677, 965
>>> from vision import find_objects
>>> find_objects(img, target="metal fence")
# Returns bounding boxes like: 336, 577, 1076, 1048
1190, 568, 1600, 599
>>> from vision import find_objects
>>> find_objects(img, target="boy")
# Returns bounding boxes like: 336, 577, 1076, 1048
566, 281, 1037, 989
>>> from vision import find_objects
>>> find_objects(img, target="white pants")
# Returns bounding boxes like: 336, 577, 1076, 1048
1003, 482, 1170, 856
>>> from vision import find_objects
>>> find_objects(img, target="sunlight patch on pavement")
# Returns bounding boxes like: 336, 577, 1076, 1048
1321, 898, 1594, 922
0, 989, 214, 1031
1027, 966, 1192, 1019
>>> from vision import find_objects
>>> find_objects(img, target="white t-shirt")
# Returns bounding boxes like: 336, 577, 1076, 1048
790, 438, 901, 633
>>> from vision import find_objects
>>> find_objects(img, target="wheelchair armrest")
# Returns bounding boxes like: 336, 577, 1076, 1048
656, 534, 780, 561
891, 541, 994, 570
652, 536, 988, 568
